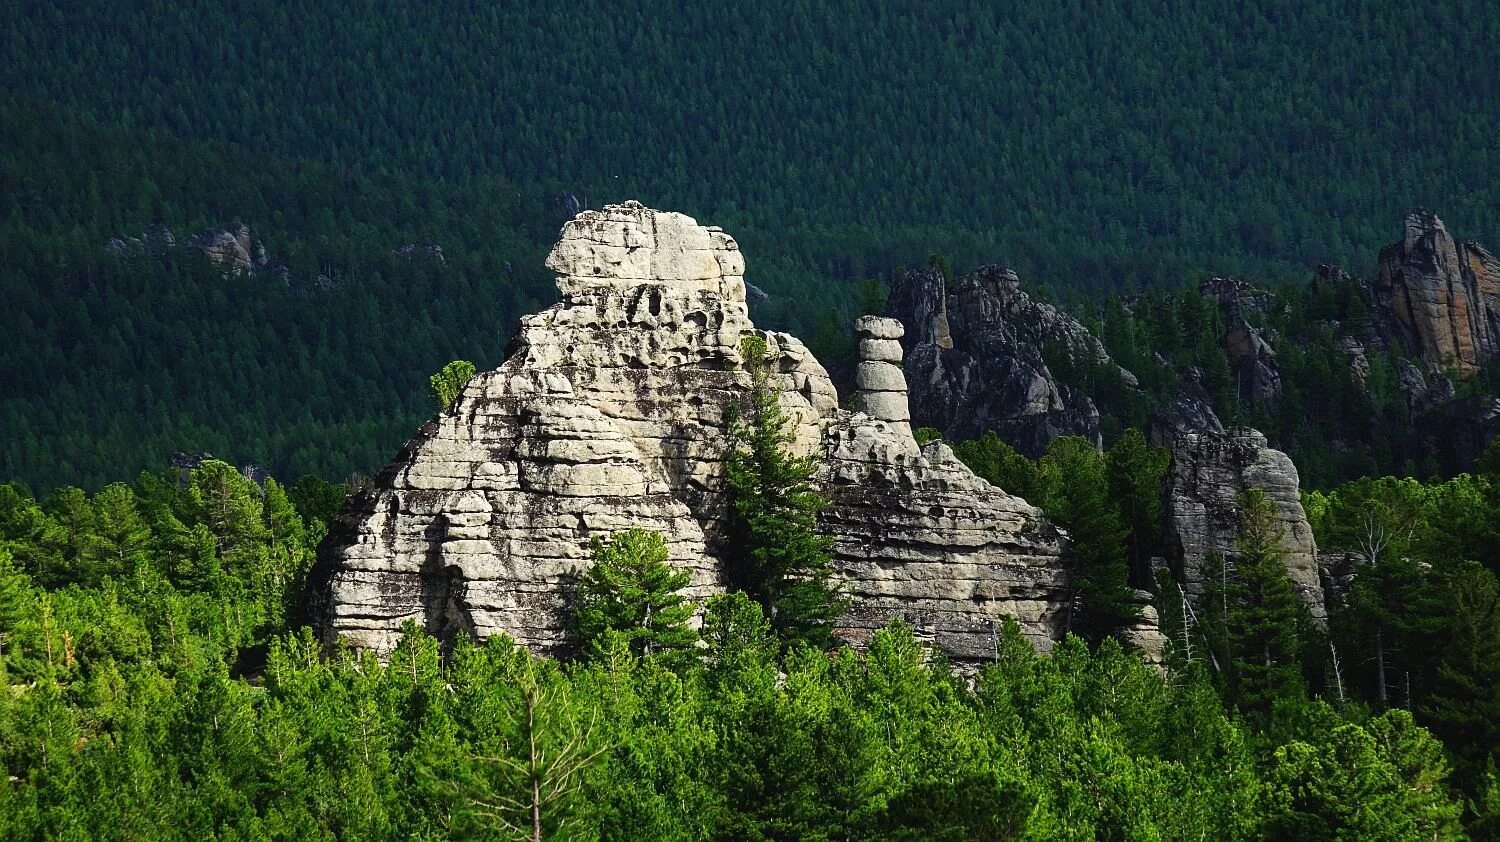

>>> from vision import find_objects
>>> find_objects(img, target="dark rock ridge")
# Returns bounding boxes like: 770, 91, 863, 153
1148, 367, 1225, 447
310, 203, 1142, 663
885, 265, 1134, 457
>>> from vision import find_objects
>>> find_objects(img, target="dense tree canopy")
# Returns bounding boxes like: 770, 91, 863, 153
6, 0, 1500, 490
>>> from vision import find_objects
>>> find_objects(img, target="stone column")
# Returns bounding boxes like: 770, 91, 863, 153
854, 316, 912, 437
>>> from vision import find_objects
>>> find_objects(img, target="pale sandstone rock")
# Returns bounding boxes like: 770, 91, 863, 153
1162, 427, 1326, 623
312, 203, 1159, 665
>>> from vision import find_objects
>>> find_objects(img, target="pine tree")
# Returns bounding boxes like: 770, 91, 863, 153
572, 528, 698, 670
86, 482, 150, 581
1038, 436, 1139, 645
1221, 490, 1311, 714
1105, 428, 1168, 584
430, 360, 476, 411
723, 336, 844, 650
1422, 562, 1500, 796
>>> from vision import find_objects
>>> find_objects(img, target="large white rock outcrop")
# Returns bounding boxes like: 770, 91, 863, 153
311, 202, 1082, 661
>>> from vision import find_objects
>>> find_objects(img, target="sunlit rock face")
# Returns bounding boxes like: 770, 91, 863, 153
1375, 210, 1500, 378
311, 202, 1136, 664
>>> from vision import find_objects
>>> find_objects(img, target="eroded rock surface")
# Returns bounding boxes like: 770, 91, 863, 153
887, 265, 1132, 456
1375, 210, 1500, 377
1162, 428, 1326, 623
312, 203, 1088, 662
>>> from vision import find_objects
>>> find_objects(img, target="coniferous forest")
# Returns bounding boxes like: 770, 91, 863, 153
4, 1, 1500, 837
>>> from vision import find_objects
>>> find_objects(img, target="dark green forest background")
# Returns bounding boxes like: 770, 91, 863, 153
4, 0, 1500, 489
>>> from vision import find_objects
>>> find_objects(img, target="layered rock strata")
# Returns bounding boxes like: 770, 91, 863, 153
1162, 428, 1326, 623
887, 265, 1133, 456
312, 203, 1086, 661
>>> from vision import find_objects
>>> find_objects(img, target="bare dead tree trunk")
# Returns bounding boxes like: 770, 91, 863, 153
1329, 641, 1347, 704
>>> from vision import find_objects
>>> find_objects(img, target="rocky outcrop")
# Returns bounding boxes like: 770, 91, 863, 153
1221, 317, 1282, 408
1339, 337, 1370, 386
1162, 428, 1326, 623
1148, 368, 1224, 447
887, 265, 1133, 456
312, 203, 1093, 662
1374, 210, 1500, 377
192, 223, 264, 274
820, 316, 1070, 655
396, 242, 447, 264
1200, 277, 1275, 320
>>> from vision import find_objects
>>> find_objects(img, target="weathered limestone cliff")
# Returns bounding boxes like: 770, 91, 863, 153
1162, 428, 1326, 623
311, 203, 1082, 661
886, 265, 1133, 456
1375, 210, 1500, 377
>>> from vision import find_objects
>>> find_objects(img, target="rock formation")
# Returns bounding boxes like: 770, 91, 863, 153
312, 203, 1094, 662
192, 223, 263, 274
1199, 276, 1274, 321
1374, 210, 1500, 377
1221, 317, 1282, 408
886, 265, 1133, 456
1147, 367, 1225, 447
1162, 428, 1326, 622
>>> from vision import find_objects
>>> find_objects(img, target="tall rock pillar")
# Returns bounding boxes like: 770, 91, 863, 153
854, 316, 912, 437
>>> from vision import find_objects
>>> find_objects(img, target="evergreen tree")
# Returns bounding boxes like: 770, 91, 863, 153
1423, 562, 1500, 796
1217, 490, 1312, 715
1037, 436, 1139, 645
723, 336, 844, 649
430, 360, 476, 412
1105, 428, 1169, 584
952, 431, 1040, 500
572, 528, 698, 670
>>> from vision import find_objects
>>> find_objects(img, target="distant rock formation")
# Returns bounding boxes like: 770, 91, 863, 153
1148, 367, 1225, 447
106, 221, 271, 277
1199, 276, 1274, 321
312, 203, 1106, 662
395, 242, 446, 264
1221, 317, 1282, 408
192, 223, 263, 274
1373, 210, 1500, 377
886, 265, 1133, 456
1162, 428, 1326, 623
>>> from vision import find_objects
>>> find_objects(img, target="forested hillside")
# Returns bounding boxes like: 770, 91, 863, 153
5, 0, 1500, 490
1, 460, 1495, 837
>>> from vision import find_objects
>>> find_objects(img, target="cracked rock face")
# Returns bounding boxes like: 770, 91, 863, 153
1375, 210, 1500, 378
311, 202, 1092, 662
887, 265, 1132, 457
1162, 428, 1326, 623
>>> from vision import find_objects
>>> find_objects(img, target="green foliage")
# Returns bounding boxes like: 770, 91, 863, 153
1264, 710, 1464, 840
1105, 428, 1169, 581
1203, 490, 1314, 715
429, 359, 477, 412
952, 431, 1041, 500
724, 336, 845, 649
1036, 437, 1139, 645
0, 455, 1480, 838
573, 528, 698, 670
1423, 562, 1500, 797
